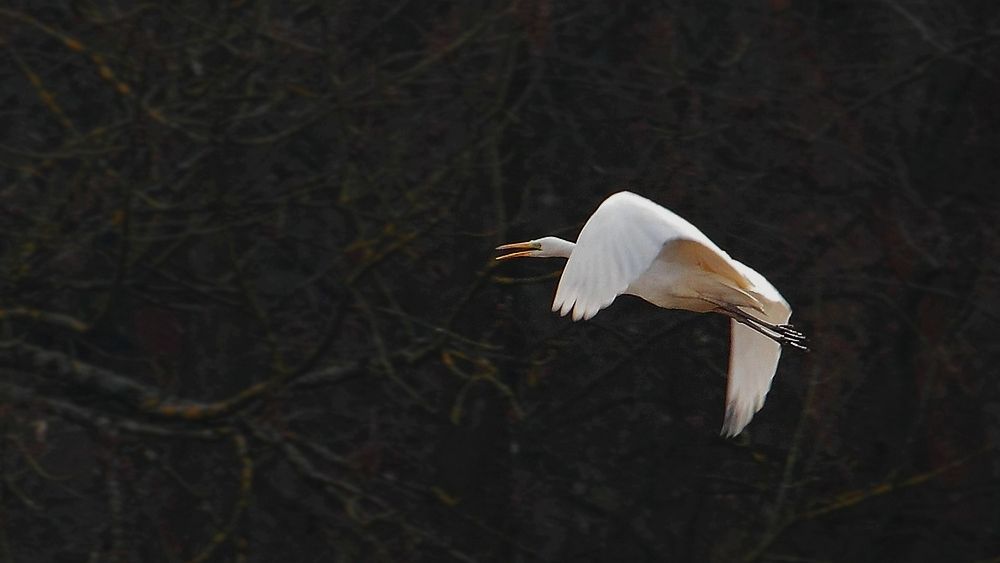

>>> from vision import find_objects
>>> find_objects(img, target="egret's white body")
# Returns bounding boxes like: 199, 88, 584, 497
496, 191, 804, 437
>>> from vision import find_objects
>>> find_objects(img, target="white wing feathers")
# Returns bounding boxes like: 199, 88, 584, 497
721, 262, 792, 437
552, 191, 724, 321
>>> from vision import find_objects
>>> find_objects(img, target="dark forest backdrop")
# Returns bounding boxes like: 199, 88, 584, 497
1, 1, 999, 562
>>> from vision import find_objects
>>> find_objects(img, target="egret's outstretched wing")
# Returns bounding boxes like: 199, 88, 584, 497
721, 262, 792, 437
552, 191, 744, 321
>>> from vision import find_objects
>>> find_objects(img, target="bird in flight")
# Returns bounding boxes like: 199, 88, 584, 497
495, 191, 806, 436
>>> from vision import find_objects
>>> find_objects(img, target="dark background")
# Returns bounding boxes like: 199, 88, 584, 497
1, 2, 998, 561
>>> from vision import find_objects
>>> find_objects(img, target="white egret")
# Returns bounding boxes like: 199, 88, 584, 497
496, 191, 805, 436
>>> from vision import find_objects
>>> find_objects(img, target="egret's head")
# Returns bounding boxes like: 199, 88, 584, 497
495, 237, 573, 260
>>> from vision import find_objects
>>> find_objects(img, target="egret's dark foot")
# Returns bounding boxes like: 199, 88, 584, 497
713, 303, 810, 351
774, 323, 809, 351
777, 324, 806, 339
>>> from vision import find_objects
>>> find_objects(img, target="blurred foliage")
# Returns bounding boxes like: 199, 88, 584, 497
0, 1, 999, 561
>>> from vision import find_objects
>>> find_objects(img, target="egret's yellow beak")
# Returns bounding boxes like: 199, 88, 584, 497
495, 241, 540, 260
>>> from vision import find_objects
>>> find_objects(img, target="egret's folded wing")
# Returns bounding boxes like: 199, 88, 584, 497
721, 262, 792, 437
553, 191, 736, 321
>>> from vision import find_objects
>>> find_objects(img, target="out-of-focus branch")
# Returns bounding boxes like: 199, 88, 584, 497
797, 446, 991, 520
0, 341, 158, 407
0, 382, 229, 440
810, 29, 1000, 140
0, 308, 89, 333
350, 287, 436, 413
0, 340, 366, 421
186, 433, 253, 563
743, 446, 992, 562
105, 444, 127, 563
